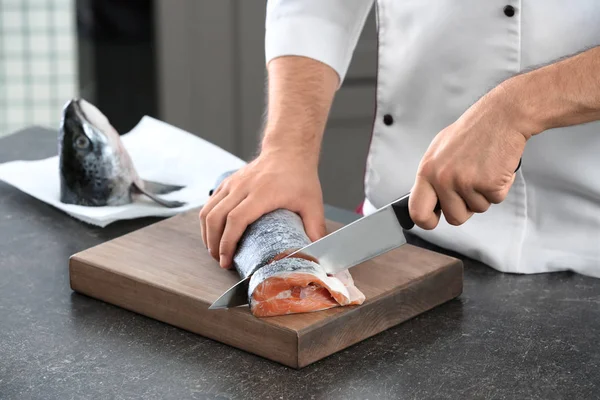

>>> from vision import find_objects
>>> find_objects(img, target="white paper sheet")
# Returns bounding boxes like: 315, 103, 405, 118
0, 116, 247, 227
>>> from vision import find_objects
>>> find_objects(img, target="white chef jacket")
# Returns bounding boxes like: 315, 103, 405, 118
265, 1, 600, 278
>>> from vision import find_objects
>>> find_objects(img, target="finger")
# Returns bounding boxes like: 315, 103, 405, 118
436, 186, 473, 226
219, 196, 270, 269
459, 188, 491, 214
199, 188, 228, 248
409, 176, 441, 230
298, 200, 327, 242
206, 191, 247, 262
483, 173, 516, 204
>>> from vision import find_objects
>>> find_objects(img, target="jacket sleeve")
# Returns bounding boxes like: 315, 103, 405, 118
265, 0, 375, 85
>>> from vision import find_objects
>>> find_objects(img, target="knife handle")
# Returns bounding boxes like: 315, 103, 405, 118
391, 194, 441, 231
391, 158, 520, 230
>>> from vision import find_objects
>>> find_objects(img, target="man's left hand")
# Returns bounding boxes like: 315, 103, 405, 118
409, 85, 530, 229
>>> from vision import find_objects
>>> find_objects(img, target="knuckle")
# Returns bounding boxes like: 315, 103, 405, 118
497, 173, 513, 187
435, 166, 453, 187
444, 211, 467, 226
226, 211, 240, 224
411, 209, 427, 225
205, 212, 218, 228
425, 221, 439, 230
480, 176, 512, 204
412, 212, 437, 230
420, 217, 438, 230
455, 175, 473, 194
418, 159, 435, 178
471, 202, 490, 213
487, 191, 506, 204
221, 177, 232, 190
445, 216, 462, 226
199, 208, 208, 220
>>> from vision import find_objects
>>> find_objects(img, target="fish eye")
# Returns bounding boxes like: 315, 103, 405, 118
74, 135, 89, 149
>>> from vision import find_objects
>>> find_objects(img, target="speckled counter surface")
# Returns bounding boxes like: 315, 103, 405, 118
1, 127, 599, 400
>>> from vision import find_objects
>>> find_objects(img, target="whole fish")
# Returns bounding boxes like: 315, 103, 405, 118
58, 98, 185, 208
210, 171, 365, 317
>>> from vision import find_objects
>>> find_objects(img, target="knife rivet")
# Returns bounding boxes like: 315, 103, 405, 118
383, 114, 394, 126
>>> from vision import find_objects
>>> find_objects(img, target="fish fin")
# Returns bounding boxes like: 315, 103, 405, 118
132, 183, 186, 208
141, 180, 185, 195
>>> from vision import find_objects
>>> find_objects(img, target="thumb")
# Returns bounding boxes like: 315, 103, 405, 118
409, 176, 441, 230
496, 173, 517, 203
299, 201, 327, 242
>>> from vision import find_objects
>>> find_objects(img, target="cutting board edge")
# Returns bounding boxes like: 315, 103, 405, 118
68, 256, 302, 368
296, 258, 464, 368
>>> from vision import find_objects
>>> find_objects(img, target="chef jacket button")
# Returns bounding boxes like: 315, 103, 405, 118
383, 114, 394, 126
503, 5, 515, 17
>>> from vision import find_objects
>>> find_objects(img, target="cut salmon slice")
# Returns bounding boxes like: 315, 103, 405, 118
248, 258, 366, 317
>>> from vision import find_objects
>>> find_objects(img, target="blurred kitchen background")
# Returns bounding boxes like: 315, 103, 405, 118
0, 0, 378, 211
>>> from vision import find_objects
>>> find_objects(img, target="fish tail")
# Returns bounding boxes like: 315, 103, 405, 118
132, 183, 186, 208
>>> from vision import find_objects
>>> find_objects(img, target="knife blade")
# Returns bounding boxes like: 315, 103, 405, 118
285, 192, 422, 275
209, 192, 435, 309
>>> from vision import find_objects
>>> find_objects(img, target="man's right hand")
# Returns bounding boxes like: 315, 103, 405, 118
199, 150, 326, 269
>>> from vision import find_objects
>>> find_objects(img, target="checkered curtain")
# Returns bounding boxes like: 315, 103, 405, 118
0, 0, 78, 137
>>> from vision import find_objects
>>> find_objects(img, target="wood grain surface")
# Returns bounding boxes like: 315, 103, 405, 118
69, 209, 463, 368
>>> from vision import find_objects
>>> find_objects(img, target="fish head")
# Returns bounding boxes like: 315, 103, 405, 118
58, 98, 135, 206
59, 99, 102, 155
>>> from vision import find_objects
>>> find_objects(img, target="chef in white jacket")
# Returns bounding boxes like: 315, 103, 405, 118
200, 1, 600, 279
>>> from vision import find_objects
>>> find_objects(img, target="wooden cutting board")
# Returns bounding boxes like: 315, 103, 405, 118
69, 209, 463, 369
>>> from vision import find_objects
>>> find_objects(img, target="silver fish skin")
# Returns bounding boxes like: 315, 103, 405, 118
58, 98, 185, 208
210, 170, 314, 280
233, 209, 313, 280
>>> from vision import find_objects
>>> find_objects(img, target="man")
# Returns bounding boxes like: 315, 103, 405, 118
200, 1, 600, 279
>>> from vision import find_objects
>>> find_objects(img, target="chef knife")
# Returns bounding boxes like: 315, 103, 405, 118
208, 192, 437, 309
208, 158, 522, 310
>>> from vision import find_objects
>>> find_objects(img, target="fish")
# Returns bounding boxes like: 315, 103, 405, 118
211, 171, 365, 317
58, 98, 186, 208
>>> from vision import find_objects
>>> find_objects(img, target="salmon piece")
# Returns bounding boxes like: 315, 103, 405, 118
249, 258, 366, 317
210, 171, 366, 317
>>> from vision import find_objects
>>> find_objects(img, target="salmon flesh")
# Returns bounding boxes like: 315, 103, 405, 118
211, 171, 366, 317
